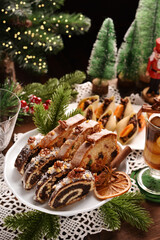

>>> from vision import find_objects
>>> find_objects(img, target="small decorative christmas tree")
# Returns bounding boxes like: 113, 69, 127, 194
117, 20, 141, 87
0, 0, 91, 75
117, 0, 160, 86
87, 18, 117, 95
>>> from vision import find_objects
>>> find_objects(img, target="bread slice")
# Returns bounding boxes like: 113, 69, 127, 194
14, 133, 44, 175
57, 120, 100, 161
71, 129, 118, 172
39, 114, 85, 148
48, 168, 95, 209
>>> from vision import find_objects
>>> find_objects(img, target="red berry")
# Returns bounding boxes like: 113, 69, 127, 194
45, 99, 51, 105
22, 105, 29, 113
21, 100, 27, 108
29, 94, 37, 103
43, 103, 49, 110
30, 106, 34, 114
35, 97, 42, 104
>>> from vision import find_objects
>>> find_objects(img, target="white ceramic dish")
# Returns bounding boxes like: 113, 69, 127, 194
4, 128, 128, 217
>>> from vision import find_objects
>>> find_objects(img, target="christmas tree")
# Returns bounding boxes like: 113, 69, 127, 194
117, 0, 160, 85
117, 20, 141, 85
0, 0, 91, 75
87, 18, 117, 81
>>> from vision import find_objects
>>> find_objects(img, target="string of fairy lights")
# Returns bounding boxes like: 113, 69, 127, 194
0, 0, 87, 72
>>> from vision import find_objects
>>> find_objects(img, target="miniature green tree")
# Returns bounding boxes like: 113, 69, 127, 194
0, 0, 91, 74
117, 0, 160, 85
117, 20, 141, 85
87, 18, 117, 82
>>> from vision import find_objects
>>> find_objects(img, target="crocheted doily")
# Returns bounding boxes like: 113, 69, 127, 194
0, 82, 147, 240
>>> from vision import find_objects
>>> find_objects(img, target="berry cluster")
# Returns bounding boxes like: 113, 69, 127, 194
21, 95, 51, 114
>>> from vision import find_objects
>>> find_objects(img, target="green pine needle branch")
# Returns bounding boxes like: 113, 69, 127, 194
3, 192, 153, 240
20, 70, 86, 102
33, 84, 83, 135
3, 210, 60, 240
100, 192, 153, 232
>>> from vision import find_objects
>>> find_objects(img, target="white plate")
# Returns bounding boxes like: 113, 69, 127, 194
4, 129, 128, 217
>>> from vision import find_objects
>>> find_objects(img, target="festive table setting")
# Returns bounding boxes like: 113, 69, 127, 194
0, 81, 160, 240
1, 0, 160, 239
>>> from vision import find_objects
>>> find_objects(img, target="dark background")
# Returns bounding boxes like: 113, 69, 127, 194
16, 0, 140, 83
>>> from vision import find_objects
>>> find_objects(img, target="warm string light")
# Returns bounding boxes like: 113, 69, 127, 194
0, 1, 86, 72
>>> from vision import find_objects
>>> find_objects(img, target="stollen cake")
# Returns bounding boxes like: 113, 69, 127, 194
22, 147, 59, 190
34, 160, 72, 203
48, 167, 95, 209
14, 133, 44, 175
57, 120, 101, 161
39, 114, 85, 148
71, 129, 118, 172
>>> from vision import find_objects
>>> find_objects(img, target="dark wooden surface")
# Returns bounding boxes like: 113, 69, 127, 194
3, 115, 160, 240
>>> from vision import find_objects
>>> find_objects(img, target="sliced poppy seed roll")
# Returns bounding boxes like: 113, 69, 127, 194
48, 168, 95, 209
34, 160, 72, 203
22, 147, 59, 190
14, 133, 44, 175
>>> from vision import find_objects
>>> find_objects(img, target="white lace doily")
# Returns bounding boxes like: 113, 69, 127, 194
0, 82, 147, 240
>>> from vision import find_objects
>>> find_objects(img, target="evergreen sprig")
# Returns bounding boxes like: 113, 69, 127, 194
4, 210, 60, 240
100, 192, 153, 231
33, 85, 72, 135
20, 70, 86, 102
3, 192, 153, 240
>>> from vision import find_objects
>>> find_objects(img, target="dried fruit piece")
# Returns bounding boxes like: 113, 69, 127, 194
119, 123, 134, 138
114, 104, 124, 119
94, 171, 131, 200
138, 114, 146, 132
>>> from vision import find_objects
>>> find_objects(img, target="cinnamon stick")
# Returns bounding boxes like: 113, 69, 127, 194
111, 146, 132, 169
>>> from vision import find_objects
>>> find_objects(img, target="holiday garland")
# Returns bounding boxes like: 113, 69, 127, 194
3, 192, 153, 240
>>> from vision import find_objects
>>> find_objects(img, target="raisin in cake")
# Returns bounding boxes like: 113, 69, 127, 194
71, 129, 118, 172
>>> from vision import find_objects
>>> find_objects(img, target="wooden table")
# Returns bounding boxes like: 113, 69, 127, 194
3, 116, 160, 240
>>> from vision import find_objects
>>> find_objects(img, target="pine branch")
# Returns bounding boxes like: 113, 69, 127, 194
47, 85, 72, 129
59, 70, 86, 86
64, 108, 84, 120
100, 201, 121, 230
33, 102, 49, 135
20, 71, 86, 102
4, 210, 60, 240
100, 192, 153, 232
33, 85, 72, 135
